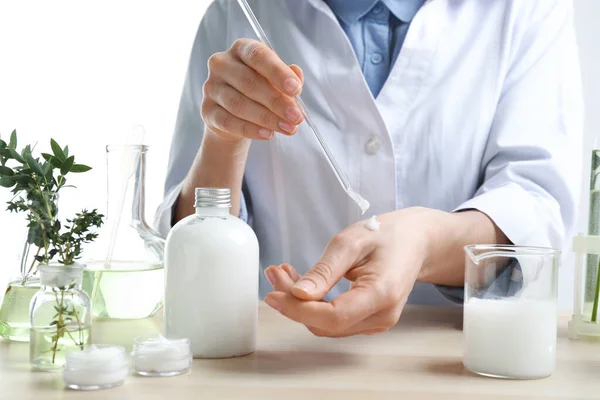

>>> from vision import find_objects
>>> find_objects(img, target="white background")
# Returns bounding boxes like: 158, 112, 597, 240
0, 1, 598, 309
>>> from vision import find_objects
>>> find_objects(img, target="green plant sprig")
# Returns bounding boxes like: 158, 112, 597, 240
0, 130, 103, 269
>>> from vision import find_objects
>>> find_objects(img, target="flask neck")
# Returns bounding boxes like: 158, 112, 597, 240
195, 207, 230, 217
105, 145, 148, 225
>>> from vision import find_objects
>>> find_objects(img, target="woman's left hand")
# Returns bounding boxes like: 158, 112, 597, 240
263, 207, 439, 337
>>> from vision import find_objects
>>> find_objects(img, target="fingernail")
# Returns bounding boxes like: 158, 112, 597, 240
258, 128, 273, 139
279, 121, 296, 134
285, 106, 303, 123
265, 270, 276, 287
265, 296, 281, 312
284, 78, 301, 95
294, 280, 316, 294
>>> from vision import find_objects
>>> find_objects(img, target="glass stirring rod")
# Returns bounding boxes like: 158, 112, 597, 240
236, 0, 370, 215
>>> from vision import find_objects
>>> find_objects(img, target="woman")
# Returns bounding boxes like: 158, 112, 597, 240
156, 0, 582, 337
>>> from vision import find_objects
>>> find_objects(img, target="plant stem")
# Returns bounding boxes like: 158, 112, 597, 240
50, 289, 64, 364
592, 257, 600, 322
21, 247, 41, 285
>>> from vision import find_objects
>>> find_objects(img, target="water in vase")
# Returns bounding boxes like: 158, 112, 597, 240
0, 280, 39, 341
30, 326, 91, 370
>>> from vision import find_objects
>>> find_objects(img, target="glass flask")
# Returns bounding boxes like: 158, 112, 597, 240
82, 145, 164, 319
0, 235, 42, 342
30, 263, 92, 370
463, 245, 559, 379
569, 147, 600, 340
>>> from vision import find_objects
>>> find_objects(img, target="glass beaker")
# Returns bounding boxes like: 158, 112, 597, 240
463, 245, 559, 380
82, 145, 164, 319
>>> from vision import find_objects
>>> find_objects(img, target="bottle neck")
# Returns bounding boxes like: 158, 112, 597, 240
39, 264, 84, 290
195, 207, 230, 217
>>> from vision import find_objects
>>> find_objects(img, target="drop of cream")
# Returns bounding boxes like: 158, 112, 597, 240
364, 215, 381, 231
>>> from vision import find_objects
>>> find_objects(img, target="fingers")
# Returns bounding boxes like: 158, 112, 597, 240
201, 101, 274, 140
281, 263, 302, 281
211, 60, 304, 130
265, 283, 381, 335
289, 64, 304, 84
264, 264, 297, 292
292, 226, 378, 301
306, 307, 402, 338
232, 39, 303, 96
202, 39, 305, 141
210, 83, 299, 135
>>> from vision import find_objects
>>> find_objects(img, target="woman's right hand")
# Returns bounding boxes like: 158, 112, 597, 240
201, 38, 305, 142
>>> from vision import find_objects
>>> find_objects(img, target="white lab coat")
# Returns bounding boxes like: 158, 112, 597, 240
155, 0, 583, 305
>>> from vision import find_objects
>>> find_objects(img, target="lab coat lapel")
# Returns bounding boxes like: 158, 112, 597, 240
376, 0, 449, 136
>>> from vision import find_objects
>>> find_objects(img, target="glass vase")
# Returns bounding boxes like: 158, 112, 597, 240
30, 263, 92, 370
0, 238, 41, 342
569, 149, 600, 340
82, 145, 164, 319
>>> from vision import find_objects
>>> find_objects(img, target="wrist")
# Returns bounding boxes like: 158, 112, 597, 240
414, 207, 454, 283
203, 128, 252, 154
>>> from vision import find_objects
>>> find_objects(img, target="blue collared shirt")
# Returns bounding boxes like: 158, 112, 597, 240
324, 0, 425, 97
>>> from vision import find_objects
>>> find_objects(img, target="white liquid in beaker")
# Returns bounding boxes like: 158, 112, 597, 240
463, 297, 557, 379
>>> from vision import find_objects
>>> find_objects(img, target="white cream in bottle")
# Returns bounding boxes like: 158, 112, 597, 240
164, 188, 259, 358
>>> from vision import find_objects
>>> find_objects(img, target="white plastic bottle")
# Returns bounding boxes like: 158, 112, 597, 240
164, 188, 259, 358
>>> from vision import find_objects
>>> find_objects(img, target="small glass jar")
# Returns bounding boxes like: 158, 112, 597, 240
132, 335, 191, 376
29, 263, 92, 370
63, 345, 129, 390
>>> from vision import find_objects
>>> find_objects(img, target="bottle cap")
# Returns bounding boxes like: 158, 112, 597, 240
194, 188, 231, 208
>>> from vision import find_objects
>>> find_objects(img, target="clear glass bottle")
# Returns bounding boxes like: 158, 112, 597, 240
569, 146, 600, 339
0, 233, 42, 342
30, 263, 92, 370
164, 188, 259, 358
82, 145, 165, 319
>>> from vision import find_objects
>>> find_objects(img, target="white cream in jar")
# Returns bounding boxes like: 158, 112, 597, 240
62, 345, 129, 390
132, 334, 192, 376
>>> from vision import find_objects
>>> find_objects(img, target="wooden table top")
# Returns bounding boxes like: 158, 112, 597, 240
1, 304, 599, 400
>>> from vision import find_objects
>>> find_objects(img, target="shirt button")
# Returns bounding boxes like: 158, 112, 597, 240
372, 3, 384, 14
370, 53, 383, 65
365, 137, 381, 155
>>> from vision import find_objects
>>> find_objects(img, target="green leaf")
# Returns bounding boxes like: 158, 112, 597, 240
9, 130, 16, 149
8, 148, 24, 163
63, 145, 69, 158
25, 154, 44, 176
12, 175, 31, 185
0, 177, 15, 188
60, 156, 74, 175
70, 164, 92, 173
49, 321, 57, 326
0, 139, 6, 148
0, 148, 11, 157
42, 153, 62, 168
50, 139, 66, 161
43, 163, 52, 180
0, 166, 14, 176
